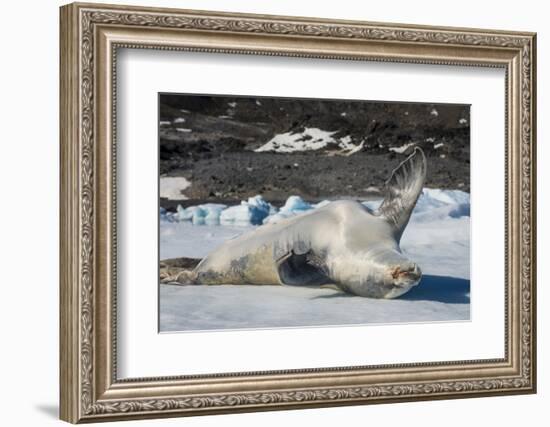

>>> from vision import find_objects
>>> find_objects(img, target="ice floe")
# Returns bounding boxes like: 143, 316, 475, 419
263, 195, 313, 224
161, 189, 470, 227
219, 195, 277, 226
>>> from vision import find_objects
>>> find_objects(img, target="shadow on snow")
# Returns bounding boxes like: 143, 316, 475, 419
401, 275, 470, 304
312, 275, 470, 304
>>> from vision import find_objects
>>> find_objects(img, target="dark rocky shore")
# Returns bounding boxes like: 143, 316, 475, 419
159, 94, 470, 207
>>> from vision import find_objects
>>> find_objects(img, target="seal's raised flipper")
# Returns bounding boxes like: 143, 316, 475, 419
377, 147, 427, 240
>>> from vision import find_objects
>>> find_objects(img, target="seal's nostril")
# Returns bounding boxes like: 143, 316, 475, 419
391, 267, 401, 279
390, 264, 421, 284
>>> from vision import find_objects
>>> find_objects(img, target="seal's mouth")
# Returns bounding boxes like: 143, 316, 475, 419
390, 264, 421, 286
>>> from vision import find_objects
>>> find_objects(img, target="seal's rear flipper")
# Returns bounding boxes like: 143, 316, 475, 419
377, 147, 427, 240
160, 257, 201, 285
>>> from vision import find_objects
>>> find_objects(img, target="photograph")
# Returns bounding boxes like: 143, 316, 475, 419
57, 2, 536, 422
158, 94, 471, 332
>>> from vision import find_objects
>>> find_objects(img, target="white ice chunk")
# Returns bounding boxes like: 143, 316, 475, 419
220, 195, 275, 226
281, 195, 312, 213
264, 196, 313, 224
160, 177, 191, 200
160, 207, 178, 223
176, 204, 227, 225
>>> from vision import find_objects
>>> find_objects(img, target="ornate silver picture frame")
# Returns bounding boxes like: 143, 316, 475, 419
60, 2, 536, 423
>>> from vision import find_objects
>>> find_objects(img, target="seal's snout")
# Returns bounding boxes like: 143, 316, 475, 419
390, 263, 421, 286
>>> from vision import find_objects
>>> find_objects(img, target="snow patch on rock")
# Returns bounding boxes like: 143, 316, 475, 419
255, 128, 338, 153
255, 128, 364, 154
389, 143, 415, 154
160, 177, 191, 200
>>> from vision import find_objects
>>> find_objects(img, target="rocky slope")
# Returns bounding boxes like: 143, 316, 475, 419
159, 94, 470, 206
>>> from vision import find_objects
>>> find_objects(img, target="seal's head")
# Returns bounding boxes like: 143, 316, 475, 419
380, 258, 422, 299
339, 249, 421, 299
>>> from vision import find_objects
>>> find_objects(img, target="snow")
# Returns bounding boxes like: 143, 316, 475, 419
420, 188, 470, 206
159, 121, 171, 126
389, 142, 415, 154
176, 128, 192, 133
434, 142, 444, 149
160, 177, 191, 200
228, 102, 237, 108
430, 108, 439, 116
338, 135, 359, 153
255, 128, 338, 153
159, 189, 470, 331
160, 222, 253, 260
459, 118, 468, 124
255, 128, 363, 154
342, 140, 364, 155
173, 117, 186, 123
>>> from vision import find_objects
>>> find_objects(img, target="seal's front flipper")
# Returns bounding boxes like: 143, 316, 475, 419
320, 283, 342, 291
276, 250, 330, 287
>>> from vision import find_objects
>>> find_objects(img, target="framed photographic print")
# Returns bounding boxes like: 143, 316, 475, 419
59, 2, 537, 423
